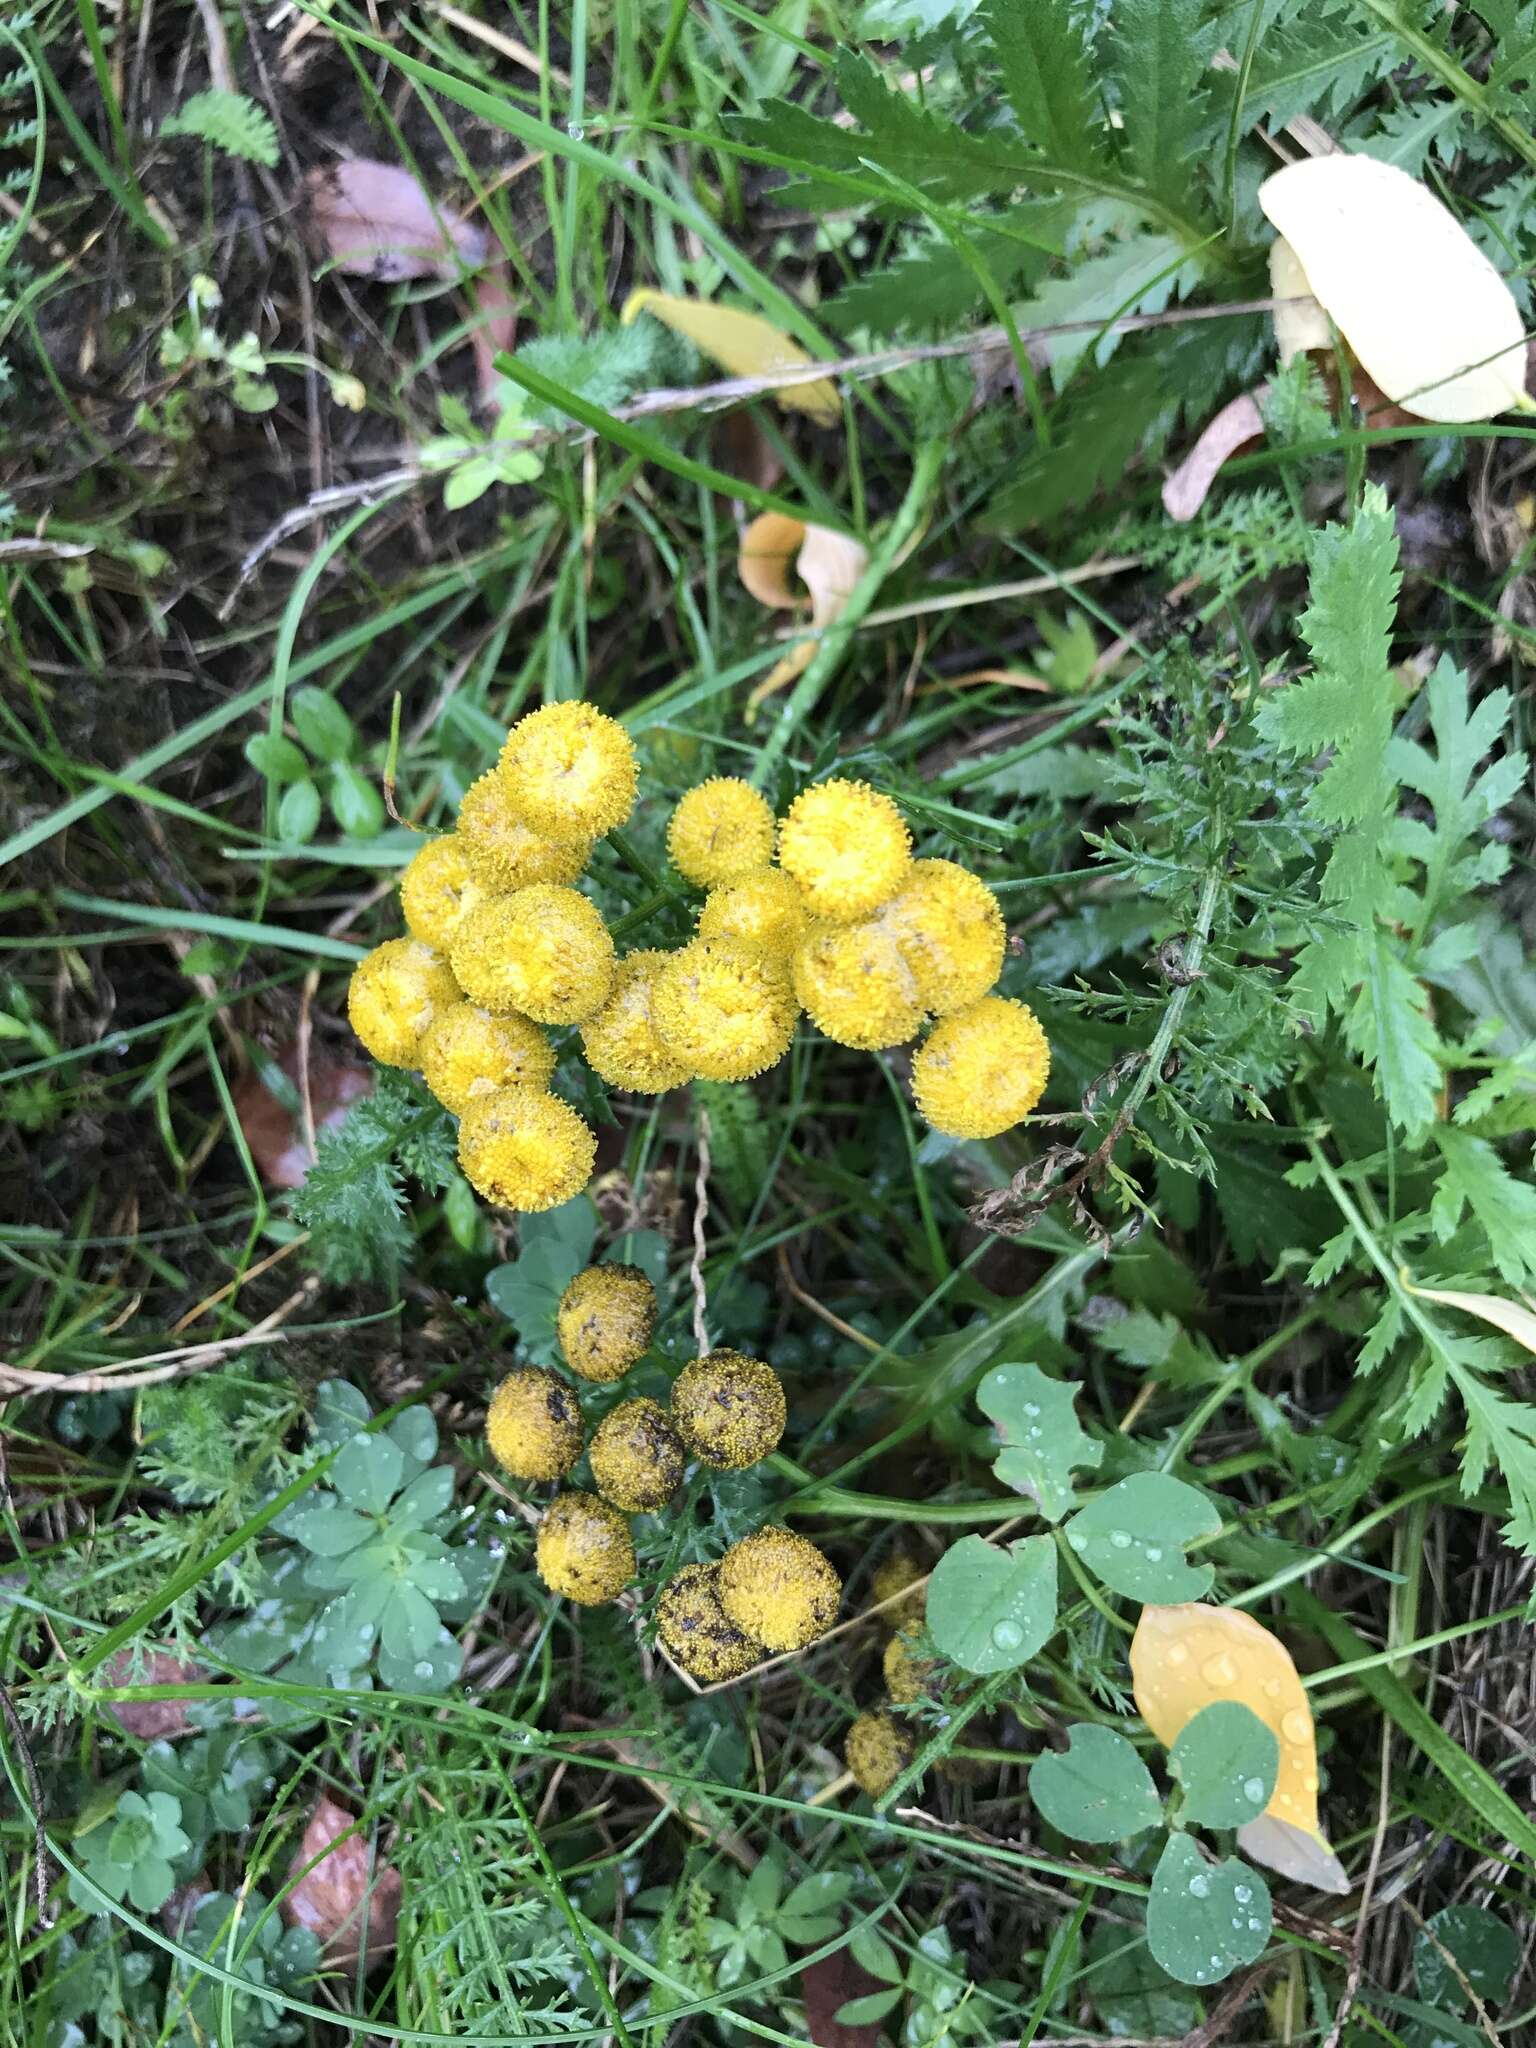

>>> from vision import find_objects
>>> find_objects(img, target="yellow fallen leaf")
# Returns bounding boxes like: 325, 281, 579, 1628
738, 512, 870, 707
1268, 236, 1330, 367
1258, 155, 1529, 422
622, 289, 841, 424
1131, 1603, 1349, 1894
1400, 1272, 1536, 1358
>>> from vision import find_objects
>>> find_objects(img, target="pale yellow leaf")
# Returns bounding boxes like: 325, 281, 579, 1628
1268, 238, 1330, 366
1258, 155, 1529, 422
622, 289, 841, 423
1400, 1273, 1536, 1357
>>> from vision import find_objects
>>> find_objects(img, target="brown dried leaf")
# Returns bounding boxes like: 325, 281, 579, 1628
306, 160, 489, 282
799, 1948, 890, 2048
738, 512, 870, 705
103, 1650, 208, 1740
232, 1044, 372, 1191
1162, 389, 1267, 523
282, 1794, 401, 1967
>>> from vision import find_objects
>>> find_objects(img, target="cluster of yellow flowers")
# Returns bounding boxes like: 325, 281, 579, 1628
484, 1263, 842, 1668
345, 700, 1051, 1215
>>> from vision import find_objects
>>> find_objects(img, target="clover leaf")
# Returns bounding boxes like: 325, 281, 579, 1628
926, 1533, 1057, 1675
1063, 1473, 1221, 1602
1170, 1702, 1279, 1828
1028, 1726, 1162, 1843
1146, 1835, 1271, 1987
72, 1788, 192, 1915
979, 1363, 1102, 1522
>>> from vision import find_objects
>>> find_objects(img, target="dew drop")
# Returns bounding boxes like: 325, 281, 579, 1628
1143, 1544, 1163, 1562
1233, 1885, 1251, 1903
1303, 1773, 1319, 1793
1241, 1777, 1266, 1806
566, 120, 585, 140
1263, 1678, 1284, 1700
1023, 1401, 1040, 1417
1165, 1642, 1190, 1667
1066, 1530, 1088, 1553
1278, 1792, 1295, 1809
991, 1618, 1025, 1652
1108, 1528, 1133, 1550
1209, 1955, 1222, 1972
1188, 1874, 1210, 1898
1281, 1709, 1311, 1744
1027, 1426, 1042, 1439
1248, 1917, 1264, 1932
413, 1660, 433, 1678
1201, 1653, 1237, 1688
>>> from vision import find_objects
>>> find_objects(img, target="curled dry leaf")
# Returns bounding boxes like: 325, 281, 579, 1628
1130, 1603, 1349, 1894
102, 1650, 209, 1740
1162, 389, 1267, 523
1259, 155, 1529, 422
622, 289, 841, 423
305, 160, 489, 281
738, 512, 870, 705
232, 1043, 372, 1191
283, 1794, 401, 1967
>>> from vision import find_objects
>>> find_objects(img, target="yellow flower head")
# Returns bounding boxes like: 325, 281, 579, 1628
846, 1711, 915, 1799
456, 770, 590, 892
536, 1491, 635, 1606
652, 938, 798, 1082
499, 701, 637, 844
557, 1264, 658, 1383
777, 778, 912, 921
870, 1549, 926, 1633
458, 1087, 596, 1212
911, 996, 1050, 1140
420, 1002, 555, 1114
697, 868, 808, 960
717, 1525, 841, 1653
666, 777, 776, 887
588, 1397, 686, 1512
580, 950, 693, 1094
399, 833, 494, 951
347, 937, 460, 1068
655, 1563, 763, 1682
449, 884, 615, 1026
792, 919, 922, 1051
883, 1627, 939, 1704
670, 1350, 786, 1469
485, 1366, 584, 1482
881, 859, 1006, 1015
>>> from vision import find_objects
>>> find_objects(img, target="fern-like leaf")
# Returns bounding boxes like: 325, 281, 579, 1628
162, 90, 280, 167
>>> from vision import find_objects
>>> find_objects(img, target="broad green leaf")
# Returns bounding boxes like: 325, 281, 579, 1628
1146, 1836, 1271, 1988
925, 1533, 1057, 1674
1063, 1473, 1220, 1602
244, 733, 308, 782
289, 686, 356, 764
277, 777, 322, 844
332, 1431, 404, 1515
835, 1989, 903, 2027
486, 1196, 599, 1361
286, 1506, 372, 1557
979, 1362, 1101, 1521
1415, 1905, 1520, 2012
1170, 1703, 1279, 1829
1028, 1725, 1162, 1842
329, 762, 386, 840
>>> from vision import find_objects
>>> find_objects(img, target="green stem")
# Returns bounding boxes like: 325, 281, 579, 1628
1352, 0, 1536, 171
751, 437, 947, 788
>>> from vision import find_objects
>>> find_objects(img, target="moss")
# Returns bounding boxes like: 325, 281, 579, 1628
346, 938, 460, 1068
670, 1351, 786, 1470
777, 779, 912, 922
458, 1088, 596, 1212
485, 1367, 584, 1482
911, 996, 1050, 1139
419, 1002, 555, 1114
655, 1563, 763, 1681
536, 1491, 635, 1605
557, 1265, 658, 1383
589, 1397, 685, 1512
717, 1525, 841, 1652
666, 777, 776, 886
845, 1711, 914, 1798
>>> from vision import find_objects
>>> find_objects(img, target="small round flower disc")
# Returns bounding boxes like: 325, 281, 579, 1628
1258, 155, 1527, 422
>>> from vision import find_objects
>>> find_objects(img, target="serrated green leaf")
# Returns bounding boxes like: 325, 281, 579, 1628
981, 0, 1105, 170
1147, 1837, 1271, 1987
979, 1362, 1102, 1521
1341, 935, 1442, 1141
1169, 1703, 1278, 1828
926, 1533, 1057, 1674
1107, 0, 1208, 207
1028, 1725, 1162, 1842
162, 89, 280, 167
1063, 1472, 1220, 1602
1430, 1126, 1536, 1286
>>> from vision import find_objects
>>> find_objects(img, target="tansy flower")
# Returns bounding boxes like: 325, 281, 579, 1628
557, 1264, 658, 1383
777, 778, 911, 921
670, 1350, 786, 1469
652, 937, 798, 1082
870, 1549, 926, 1633
792, 919, 923, 1050
588, 1398, 686, 1512
666, 777, 776, 887
419, 1002, 555, 1114
399, 833, 494, 950
456, 771, 590, 891
457, 1087, 596, 1212
449, 884, 615, 1025
536, 1491, 635, 1605
697, 868, 808, 960
911, 996, 1050, 1140
884, 1627, 939, 1704
347, 938, 460, 1068
881, 859, 1005, 1014
656, 1564, 763, 1681
580, 950, 692, 1094
485, 1366, 584, 1481
846, 1712, 915, 1799
717, 1526, 841, 1652
499, 701, 637, 843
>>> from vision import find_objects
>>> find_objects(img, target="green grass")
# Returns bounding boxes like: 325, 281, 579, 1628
4, 2, 1536, 2045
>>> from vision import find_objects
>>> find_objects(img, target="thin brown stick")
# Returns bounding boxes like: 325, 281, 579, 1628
689, 1113, 711, 1355
0, 1278, 320, 1394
